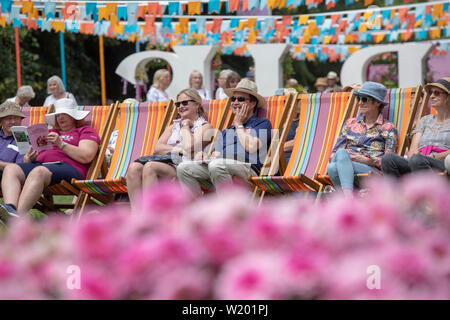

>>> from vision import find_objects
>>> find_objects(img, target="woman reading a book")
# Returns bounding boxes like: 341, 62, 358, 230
0, 99, 100, 223
126, 89, 213, 210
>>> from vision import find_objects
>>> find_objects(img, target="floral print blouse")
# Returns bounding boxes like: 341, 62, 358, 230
330, 113, 399, 169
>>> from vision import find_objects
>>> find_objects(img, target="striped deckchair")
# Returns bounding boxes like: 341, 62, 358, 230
21, 106, 49, 126
315, 86, 423, 187
36, 103, 118, 213
249, 92, 352, 194
71, 100, 174, 215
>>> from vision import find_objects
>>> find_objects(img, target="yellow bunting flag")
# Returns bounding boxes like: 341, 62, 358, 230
298, 15, 309, 26
106, 3, 118, 17
375, 33, 385, 43
359, 23, 367, 32
21, 1, 34, 14
188, 2, 201, 15
363, 10, 373, 21
323, 36, 332, 44
115, 23, 124, 35
52, 21, 65, 33
248, 18, 257, 30
98, 7, 109, 21
348, 46, 360, 54
248, 29, 257, 43
179, 18, 189, 34
0, 16, 6, 27
432, 3, 443, 20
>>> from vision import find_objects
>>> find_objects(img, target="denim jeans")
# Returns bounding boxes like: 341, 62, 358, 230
327, 149, 379, 190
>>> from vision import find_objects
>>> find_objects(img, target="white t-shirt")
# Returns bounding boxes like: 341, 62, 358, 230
215, 87, 228, 100
43, 92, 77, 107
146, 87, 169, 102
7, 97, 30, 108
196, 89, 211, 100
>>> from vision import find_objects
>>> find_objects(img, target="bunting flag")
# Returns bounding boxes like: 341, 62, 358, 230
0, 0, 449, 62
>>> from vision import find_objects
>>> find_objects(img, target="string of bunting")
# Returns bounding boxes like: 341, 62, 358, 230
0, 0, 449, 62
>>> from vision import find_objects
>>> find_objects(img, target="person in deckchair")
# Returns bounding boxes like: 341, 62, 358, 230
177, 79, 272, 195
0, 99, 100, 224
381, 77, 450, 176
126, 89, 213, 209
327, 82, 398, 195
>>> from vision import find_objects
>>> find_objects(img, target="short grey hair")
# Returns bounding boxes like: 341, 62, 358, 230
16, 85, 35, 100
47, 75, 65, 95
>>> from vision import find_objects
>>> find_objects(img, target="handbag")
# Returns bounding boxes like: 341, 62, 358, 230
134, 152, 183, 166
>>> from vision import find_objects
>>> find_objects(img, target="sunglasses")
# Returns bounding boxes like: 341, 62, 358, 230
429, 89, 445, 97
230, 96, 249, 102
356, 96, 374, 103
175, 100, 195, 107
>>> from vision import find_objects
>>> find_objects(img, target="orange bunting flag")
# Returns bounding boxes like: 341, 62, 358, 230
242, 0, 249, 11
432, 3, 443, 20
27, 18, 38, 30
398, 8, 408, 23
282, 16, 292, 26
188, 2, 201, 15
0, 16, 5, 28
234, 46, 244, 56
115, 23, 125, 35
21, 1, 34, 14
375, 33, 385, 43
80, 22, 94, 35
144, 16, 156, 35
98, 7, 109, 21
362, 10, 373, 21
148, 2, 162, 16
229, 0, 240, 12
345, 34, 354, 43
178, 18, 189, 34
238, 20, 248, 31
348, 46, 360, 54
331, 14, 340, 25
323, 36, 332, 44
401, 31, 413, 41
137, 5, 147, 18
364, 0, 374, 6
106, 3, 118, 17
63, 2, 77, 20
212, 18, 222, 33
52, 21, 65, 33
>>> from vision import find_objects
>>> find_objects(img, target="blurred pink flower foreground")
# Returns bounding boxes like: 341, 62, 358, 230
0, 173, 449, 299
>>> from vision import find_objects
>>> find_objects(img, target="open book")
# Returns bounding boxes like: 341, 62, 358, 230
11, 124, 52, 155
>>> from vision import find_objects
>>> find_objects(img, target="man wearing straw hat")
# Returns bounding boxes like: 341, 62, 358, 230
177, 79, 272, 195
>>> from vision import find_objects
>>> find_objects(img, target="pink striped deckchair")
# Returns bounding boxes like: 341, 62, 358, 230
249, 92, 352, 194
315, 86, 422, 187
71, 101, 173, 205
37, 104, 117, 213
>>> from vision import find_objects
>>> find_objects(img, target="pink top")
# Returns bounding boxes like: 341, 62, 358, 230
36, 126, 100, 178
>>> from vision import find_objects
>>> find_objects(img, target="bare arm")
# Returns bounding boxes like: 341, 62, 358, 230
407, 132, 422, 159
180, 122, 214, 158
153, 125, 182, 155
59, 140, 99, 164
234, 104, 262, 154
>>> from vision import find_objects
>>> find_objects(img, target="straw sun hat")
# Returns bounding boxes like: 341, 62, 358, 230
224, 79, 266, 108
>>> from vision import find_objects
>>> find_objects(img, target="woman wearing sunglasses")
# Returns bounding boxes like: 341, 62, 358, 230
327, 81, 399, 195
382, 77, 450, 176
126, 89, 213, 209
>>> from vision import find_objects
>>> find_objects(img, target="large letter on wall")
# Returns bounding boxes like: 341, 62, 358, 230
340, 43, 433, 88
247, 44, 290, 97
115, 45, 218, 98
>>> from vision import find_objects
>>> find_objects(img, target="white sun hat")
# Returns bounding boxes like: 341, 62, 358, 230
44, 98, 89, 126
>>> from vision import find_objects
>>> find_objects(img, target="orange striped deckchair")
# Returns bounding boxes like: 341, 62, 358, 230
315, 86, 423, 187
249, 92, 352, 194
36, 103, 119, 213
21, 106, 49, 126
71, 100, 174, 215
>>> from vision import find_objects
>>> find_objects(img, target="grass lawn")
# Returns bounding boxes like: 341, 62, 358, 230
1, 195, 75, 220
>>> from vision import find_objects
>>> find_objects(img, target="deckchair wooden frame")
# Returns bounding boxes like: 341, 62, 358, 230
71, 100, 176, 218
314, 85, 423, 188
251, 92, 297, 204
249, 91, 353, 196
36, 102, 120, 213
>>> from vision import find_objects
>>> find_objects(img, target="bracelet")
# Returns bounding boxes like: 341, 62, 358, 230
181, 122, 190, 128
60, 142, 67, 150
236, 125, 245, 129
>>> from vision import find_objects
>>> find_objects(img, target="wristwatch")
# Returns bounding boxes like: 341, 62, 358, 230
181, 122, 190, 128
60, 142, 67, 150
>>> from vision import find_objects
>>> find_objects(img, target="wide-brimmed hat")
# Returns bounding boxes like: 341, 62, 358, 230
327, 71, 339, 81
354, 81, 388, 106
224, 79, 265, 108
424, 77, 450, 95
343, 83, 362, 92
45, 98, 89, 126
0, 101, 26, 119
315, 77, 328, 88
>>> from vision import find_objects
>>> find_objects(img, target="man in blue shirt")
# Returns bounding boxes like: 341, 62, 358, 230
177, 79, 272, 195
